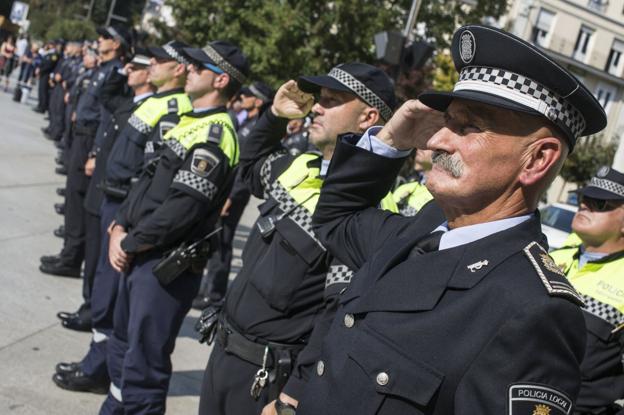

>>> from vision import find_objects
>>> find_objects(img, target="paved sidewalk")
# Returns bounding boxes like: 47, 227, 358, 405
0, 87, 259, 414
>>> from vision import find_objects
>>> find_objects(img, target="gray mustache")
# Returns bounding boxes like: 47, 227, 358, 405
431, 150, 464, 178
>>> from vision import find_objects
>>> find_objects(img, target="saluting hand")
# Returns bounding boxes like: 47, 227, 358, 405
377, 100, 445, 151
270, 80, 314, 120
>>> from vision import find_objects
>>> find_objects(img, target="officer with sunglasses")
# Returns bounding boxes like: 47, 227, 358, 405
550, 166, 624, 414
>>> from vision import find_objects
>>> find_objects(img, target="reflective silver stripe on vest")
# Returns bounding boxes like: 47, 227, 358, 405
325, 264, 354, 288
165, 139, 186, 159
583, 294, 624, 326
260, 151, 287, 199
128, 113, 153, 135
268, 181, 325, 249
173, 170, 218, 200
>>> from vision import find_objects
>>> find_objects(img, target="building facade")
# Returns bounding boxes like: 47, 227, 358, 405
506, 0, 624, 170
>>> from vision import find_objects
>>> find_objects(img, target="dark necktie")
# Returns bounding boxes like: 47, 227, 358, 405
408, 231, 445, 258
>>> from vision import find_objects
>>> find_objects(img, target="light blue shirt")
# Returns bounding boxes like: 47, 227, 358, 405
578, 248, 607, 268
320, 159, 330, 177
133, 92, 153, 104
355, 126, 533, 250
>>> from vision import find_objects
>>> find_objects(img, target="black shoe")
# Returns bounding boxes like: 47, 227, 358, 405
52, 370, 108, 394
55, 156, 64, 165
58, 305, 91, 332
40, 254, 62, 264
55, 361, 80, 375
55, 166, 67, 176
56, 187, 65, 197
54, 141, 64, 150
54, 203, 65, 215
54, 225, 65, 238
32, 107, 45, 113
39, 262, 81, 278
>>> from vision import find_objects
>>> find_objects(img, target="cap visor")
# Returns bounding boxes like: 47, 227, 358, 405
578, 186, 624, 201
183, 47, 216, 66
239, 86, 253, 96
297, 75, 352, 94
147, 46, 172, 61
96, 27, 112, 38
419, 90, 541, 117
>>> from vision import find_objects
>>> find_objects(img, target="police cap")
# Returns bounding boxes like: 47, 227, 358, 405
148, 41, 190, 66
96, 25, 132, 49
184, 41, 250, 85
419, 25, 607, 150
297, 62, 397, 122
130, 47, 151, 68
578, 166, 624, 201
240, 81, 274, 103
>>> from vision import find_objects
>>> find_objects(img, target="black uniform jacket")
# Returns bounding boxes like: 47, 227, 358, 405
297, 135, 587, 415
84, 70, 138, 215
115, 107, 234, 254
224, 110, 329, 346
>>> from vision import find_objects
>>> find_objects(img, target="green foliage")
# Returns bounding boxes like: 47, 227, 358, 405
45, 19, 98, 42
560, 135, 617, 187
431, 52, 458, 92
162, 0, 508, 89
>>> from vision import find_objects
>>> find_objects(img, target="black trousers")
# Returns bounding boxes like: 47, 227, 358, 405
37, 76, 49, 111
60, 126, 95, 265
200, 192, 250, 301
83, 210, 101, 305
199, 342, 272, 415
48, 84, 66, 140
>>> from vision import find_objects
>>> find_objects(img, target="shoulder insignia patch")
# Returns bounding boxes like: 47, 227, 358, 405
191, 148, 219, 178
508, 383, 572, 415
207, 123, 223, 144
159, 121, 177, 140
167, 98, 178, 114
523, 241, 584, 306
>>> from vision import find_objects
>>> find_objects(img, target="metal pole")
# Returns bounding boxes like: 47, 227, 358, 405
86, 0, 96, 20
106, 0, 118, 26
403, 0, 423, 42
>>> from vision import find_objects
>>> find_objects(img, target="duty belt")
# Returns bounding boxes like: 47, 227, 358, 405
216, 317, 305, 367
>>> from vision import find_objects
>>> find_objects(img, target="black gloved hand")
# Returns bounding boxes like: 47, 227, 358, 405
195, 304, 222, 345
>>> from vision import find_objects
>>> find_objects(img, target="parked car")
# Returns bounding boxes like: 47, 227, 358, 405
539, 203, 578, 250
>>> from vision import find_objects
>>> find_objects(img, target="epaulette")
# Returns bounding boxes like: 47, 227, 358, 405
167, 98, 178, 114
207, 123, 223, 144
523, 241, 584, 306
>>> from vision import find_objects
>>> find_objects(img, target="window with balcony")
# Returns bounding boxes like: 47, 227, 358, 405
573, 26, 594, 62
531, 8, 555, 47
594, 82, 616, 113
605, 39, 624, 76
587, 0, 608, 13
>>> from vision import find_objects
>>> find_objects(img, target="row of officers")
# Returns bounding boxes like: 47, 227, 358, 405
32, 22, 624, 415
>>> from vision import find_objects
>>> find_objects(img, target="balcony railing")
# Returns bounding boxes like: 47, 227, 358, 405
587, 0, 608, 13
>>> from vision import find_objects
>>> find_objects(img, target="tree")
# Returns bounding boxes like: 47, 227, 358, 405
160, 0, 508, 90
560, 135, 617, 188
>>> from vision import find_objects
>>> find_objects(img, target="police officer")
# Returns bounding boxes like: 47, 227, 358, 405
288, 25, 607, 415
54, 49, 157, 334
98, 40, 248, 415
33, 40, 59, 114
194, 81, 274, 309
392, 150, 433, 216
197, 62, 397, 415
43, 42, 78, 142
550, 167, 624, 414
39, 26, 130, 278
53, 43, 192, 392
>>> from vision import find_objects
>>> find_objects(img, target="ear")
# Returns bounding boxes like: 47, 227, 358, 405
518, 136, 565, 187
213, 72, 231, 90
173, 62, 186, 78
358, 106, 381, 131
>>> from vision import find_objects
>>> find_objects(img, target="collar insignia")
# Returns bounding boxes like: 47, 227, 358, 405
467, 259, 489, 273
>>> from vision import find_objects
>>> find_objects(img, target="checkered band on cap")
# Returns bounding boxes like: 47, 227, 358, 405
328, 68, 393, 122
589, 177, 624, 197
163, 43, 190, 66
455, 66, 586, 140
202, 44, 246, 84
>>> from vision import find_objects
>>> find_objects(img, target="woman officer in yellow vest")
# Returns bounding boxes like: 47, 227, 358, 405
550, 166, 624, 414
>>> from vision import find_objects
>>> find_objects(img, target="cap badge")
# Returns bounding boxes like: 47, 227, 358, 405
597, 166, 610, 178
467, 259, 489, 273
459, 30, 476, 64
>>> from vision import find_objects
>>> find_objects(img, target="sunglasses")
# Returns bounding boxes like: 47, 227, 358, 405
580, 195, 624, 212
